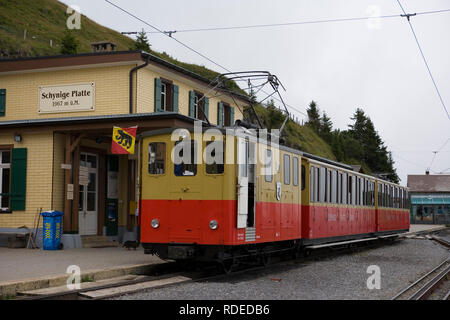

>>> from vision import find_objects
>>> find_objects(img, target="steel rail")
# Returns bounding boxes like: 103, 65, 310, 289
392, 259, 450, 300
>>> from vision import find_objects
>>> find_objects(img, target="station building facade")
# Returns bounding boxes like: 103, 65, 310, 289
407, 174, 450, 224
0, 50, 248, 248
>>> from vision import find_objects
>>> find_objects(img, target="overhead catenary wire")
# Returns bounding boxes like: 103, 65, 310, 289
396, 0, 450, 121
141, 8, 450, 34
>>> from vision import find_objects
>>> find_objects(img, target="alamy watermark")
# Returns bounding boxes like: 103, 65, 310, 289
66, 265, 81, 290
66, 5, 81, 30
366, 265, 381, 290
166, 121, 281, 176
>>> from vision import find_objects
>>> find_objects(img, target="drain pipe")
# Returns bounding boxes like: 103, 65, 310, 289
129, 54, 150, 114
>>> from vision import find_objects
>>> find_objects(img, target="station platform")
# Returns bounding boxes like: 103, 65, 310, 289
0, 246, 165, 297
406, 224, 448, 235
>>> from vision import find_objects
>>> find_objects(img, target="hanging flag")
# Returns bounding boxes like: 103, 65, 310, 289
111, 126, 137, 154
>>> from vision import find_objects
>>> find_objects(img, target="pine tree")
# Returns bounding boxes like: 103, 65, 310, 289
319, 112, 333, 143
60, 30, 78, 55
306, 101, 321, 133
135, 30, 151, 52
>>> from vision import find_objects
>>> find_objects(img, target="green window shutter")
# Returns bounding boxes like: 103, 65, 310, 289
11, 148, 27, 211
154, 78, 162, 112
217, 102, 223, 126
172, 85, 179, 113
230, 107, 235, 126
189, 91, 195, 117
204, 97, 209, 119
0, 89, 6, 117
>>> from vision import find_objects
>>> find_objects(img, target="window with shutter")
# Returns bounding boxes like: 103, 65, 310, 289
0, 149, 11, 212
10, 148, 27, 211
154, 78, 162, 112
0, 89, 5, 117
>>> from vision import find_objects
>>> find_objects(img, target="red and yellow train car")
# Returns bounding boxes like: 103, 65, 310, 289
139, 127, 409, 264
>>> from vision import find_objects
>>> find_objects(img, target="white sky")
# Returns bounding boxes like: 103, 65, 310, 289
60, 0, 450, 185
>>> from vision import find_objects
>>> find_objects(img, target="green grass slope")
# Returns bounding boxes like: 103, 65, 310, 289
0, 0, 135, 57
248, 105, 337, 160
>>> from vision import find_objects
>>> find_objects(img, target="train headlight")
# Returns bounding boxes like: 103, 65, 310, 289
209, 220, 218, 230
151, 219, 160, 229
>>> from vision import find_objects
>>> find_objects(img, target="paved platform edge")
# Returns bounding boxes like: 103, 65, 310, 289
0, 262, 167, 298
402, 225, 449, 237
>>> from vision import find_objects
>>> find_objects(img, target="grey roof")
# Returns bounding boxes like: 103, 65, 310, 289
407, 174, 450, 193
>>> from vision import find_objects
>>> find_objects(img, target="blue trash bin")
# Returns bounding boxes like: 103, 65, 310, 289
41, 211, 64, 250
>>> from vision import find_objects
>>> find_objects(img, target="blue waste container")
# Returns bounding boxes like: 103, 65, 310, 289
41, 211, 64, 250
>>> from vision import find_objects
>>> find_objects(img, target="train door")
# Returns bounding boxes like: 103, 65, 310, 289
236, 137, 256, 235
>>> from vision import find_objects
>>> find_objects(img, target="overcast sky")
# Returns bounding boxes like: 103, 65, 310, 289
60, 0, 450, 185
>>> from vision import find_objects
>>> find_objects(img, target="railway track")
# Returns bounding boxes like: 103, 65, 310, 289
392, 234, 450, 302
19, 236, 399, 300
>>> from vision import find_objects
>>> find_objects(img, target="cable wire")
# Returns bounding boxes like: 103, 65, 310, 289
142, 9, 450, 34
396, 0, 450, 120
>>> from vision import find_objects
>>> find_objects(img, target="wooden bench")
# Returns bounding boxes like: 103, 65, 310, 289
0, 230, 32, 248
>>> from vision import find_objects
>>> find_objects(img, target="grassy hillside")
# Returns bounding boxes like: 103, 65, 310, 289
248, 105, 337, 160
0, 0, 135, 57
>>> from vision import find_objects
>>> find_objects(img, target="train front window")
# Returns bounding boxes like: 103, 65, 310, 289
174, 140, 197, 176
205, 140, 224, 174
148, 143, 166, 175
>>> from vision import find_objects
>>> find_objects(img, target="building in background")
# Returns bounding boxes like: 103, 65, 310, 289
407, 173, 450, 224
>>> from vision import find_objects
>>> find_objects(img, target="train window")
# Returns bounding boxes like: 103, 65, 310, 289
265, 149, 272, 182
205, 141, 224, 174
310, 166, 314, 202
352, 176, 356, 205
356, 178, 360, 205
148, 142, 166, 175
301, 165, 306, 190
319, 167, 326, 202
338, 172, 342, 204
384, 185, 388, 207
348, 175, 352, 205
327, 169, 331, 202
315, 167, 319, 202
293, 157, 299, 186
342, 173, 347, 204
284, 154, 290, 185
331, 170, 337, 203
339, 174, 342, 203
378, 183, 383, 207
174, 140, 197, 176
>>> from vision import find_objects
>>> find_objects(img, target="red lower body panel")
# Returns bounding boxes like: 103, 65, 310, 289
140, 199, 409, 246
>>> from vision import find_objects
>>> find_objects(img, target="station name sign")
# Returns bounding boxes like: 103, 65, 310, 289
39, 83, 95, 113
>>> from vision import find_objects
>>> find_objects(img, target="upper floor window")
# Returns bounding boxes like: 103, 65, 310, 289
155, 78, 178, 113
190, 91, 209, 121
217, 102, 234, 127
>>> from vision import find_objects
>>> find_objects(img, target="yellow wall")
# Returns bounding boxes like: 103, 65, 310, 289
0, 64, 132, 121
0, 62, 245, 124
0, 130, 54, 229
136, 65, 245, 124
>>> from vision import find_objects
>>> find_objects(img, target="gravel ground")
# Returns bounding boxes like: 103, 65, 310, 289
112, 238, 449, 300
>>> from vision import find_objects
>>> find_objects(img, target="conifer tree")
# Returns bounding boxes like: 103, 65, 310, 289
306, 101, 321, 133
60, 30, 78, 55
134, 30, 151, 52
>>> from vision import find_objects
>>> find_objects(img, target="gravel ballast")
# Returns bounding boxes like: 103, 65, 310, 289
112, 238, 449, 300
